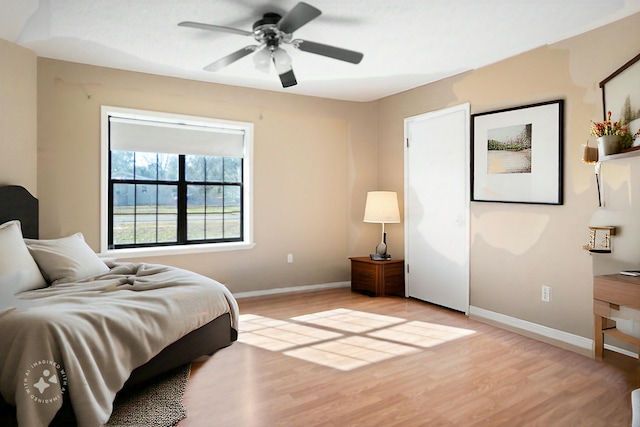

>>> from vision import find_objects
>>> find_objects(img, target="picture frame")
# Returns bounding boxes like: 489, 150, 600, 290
600, 52, 640, 140
471, 99, 564, 204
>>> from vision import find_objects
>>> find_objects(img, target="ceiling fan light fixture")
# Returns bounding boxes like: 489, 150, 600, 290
253, 47, 271, 73
272, 48, 292, 74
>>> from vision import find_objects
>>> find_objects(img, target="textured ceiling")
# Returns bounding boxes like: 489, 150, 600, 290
2, 0, 639, 102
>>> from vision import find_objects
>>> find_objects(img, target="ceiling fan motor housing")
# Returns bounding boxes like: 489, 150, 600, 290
252, 12, 281, 29
253, 13, 289, 48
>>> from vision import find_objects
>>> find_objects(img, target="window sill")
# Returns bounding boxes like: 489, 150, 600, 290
99, 241, 255, 260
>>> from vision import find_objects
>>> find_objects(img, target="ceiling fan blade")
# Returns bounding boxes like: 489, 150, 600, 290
204, 46, 258, 72
293, 39, 363, 64
278, 68, 298, 88
272, 48, 297, 87
277, 2, 321, 34
178, 21, 252, 37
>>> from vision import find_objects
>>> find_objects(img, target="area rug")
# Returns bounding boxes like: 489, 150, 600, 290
0, 363, 190, 427
106, 363, 190, 427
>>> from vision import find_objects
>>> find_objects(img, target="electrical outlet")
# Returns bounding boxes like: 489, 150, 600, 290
541, 285, 551, 302
287, 253, 293, 263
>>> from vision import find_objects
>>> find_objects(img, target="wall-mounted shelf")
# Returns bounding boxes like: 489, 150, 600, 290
600, 145, 640, 161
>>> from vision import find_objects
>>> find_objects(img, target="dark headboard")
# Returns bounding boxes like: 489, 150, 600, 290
0, 185, 39, 239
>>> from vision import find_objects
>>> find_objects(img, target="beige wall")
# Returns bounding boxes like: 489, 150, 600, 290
36, 59, 380, 293
4, 12, 638, 344
0, 39, 37, 194
378, 12, 640, 340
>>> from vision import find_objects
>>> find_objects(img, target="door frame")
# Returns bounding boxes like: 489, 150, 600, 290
403, 103, 470, 313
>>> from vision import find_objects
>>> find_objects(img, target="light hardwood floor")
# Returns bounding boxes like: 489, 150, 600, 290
179, 287, 640, 426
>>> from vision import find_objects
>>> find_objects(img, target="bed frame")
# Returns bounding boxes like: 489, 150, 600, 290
0, 185, 238, 388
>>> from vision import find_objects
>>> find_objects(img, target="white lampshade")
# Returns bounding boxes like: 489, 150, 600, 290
363, 191, 400, 224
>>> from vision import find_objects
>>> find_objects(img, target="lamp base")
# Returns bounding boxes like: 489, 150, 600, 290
370, 237, 391, 260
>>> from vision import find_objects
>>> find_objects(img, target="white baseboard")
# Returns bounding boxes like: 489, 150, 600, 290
469, 305, 639, 359
233, 281, 350, 299
606, 344, 639, 359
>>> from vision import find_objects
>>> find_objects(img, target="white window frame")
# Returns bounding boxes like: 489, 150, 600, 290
100, 105, 254, 258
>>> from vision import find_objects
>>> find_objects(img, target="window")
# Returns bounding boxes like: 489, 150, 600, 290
101, 106, 253, 255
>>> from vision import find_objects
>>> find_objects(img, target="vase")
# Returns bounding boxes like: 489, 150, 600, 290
631, 119, 640, 147
597, 135, 621, 157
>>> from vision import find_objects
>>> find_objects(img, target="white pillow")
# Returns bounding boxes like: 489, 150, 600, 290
25, 233, 110, 285
0, 220, 46, 293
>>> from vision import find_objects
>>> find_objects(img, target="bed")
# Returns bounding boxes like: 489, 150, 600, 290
0, 185, 239, 426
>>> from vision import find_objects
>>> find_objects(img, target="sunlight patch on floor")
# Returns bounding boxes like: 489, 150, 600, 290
284, 336, 419, 371
368, 320, 475, 348
239, 314, 342, 351
238, 309, 475, 371
291, 308, 405, 333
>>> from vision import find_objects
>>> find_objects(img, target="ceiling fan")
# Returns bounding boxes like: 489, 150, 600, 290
178, 2, 364, 88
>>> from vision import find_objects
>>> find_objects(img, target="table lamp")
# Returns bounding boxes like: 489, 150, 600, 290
363, 191, 401, 260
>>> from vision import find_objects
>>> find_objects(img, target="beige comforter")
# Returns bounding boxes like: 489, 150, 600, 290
0, 263, 238, 427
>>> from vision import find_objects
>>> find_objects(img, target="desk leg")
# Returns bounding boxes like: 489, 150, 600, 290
594, 315, 604, 361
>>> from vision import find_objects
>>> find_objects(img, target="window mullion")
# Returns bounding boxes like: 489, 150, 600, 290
155, 154, 159, 244
178, 155, 187, 243
204, 159, 207, 239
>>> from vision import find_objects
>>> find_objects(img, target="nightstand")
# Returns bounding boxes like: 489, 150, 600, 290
349, 257, 405, 297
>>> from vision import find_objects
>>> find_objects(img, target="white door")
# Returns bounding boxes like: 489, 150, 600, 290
404, 104, 469, 313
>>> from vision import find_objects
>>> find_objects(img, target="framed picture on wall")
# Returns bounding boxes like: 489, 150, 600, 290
470, 99, 564, 204
600, 52, 640, 141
